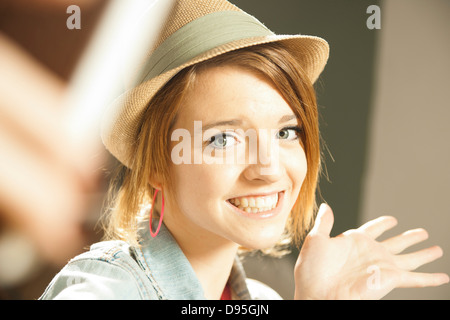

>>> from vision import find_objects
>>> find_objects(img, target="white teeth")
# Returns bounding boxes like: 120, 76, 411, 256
256, 198, 264, 207
229, 193, 279, 212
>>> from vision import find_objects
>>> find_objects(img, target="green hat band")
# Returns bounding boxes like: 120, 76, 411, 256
139, 10, 274, 84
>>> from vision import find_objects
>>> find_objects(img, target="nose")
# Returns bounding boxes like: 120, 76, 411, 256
242, 129, 285, 183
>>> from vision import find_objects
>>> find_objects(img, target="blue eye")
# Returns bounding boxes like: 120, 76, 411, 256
276, 126, 302, 140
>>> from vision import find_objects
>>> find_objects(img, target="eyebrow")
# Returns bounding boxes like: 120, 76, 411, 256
278, 114, 297, 124
200, 119, 243, 132
200, 114, 297, 132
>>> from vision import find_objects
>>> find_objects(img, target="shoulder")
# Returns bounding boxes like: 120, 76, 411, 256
39, 240, 157, 300
246, 278, 283, 300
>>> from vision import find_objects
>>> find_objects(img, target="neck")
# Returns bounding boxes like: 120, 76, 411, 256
164, 215, 239, 299
183, 239, 238, 300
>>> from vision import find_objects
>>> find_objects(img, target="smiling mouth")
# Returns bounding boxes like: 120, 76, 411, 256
227, 192, 280, 214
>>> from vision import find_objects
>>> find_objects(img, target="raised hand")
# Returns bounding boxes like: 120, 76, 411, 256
294, 203, 449, 299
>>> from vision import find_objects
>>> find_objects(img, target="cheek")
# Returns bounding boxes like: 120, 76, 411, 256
169, 163, 234, 212
287, 147, 308, 193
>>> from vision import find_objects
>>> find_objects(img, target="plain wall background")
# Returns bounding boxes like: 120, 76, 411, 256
234, 0, 450, 299
360, 0, 450, 300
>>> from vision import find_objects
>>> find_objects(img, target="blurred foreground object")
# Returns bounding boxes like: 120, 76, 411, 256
64, 0, 177, 167
0, 230, 41, 288
0, 0, 176, 297
0, 33, 96, 265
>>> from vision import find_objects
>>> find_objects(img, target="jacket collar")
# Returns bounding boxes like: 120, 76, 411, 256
133, 219, 251, 300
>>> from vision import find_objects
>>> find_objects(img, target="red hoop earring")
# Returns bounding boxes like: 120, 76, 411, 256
149, 189, 164, 238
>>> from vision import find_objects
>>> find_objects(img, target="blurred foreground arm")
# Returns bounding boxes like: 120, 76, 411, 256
0, 33, 102, 265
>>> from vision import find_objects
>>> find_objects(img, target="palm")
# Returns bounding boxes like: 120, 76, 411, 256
294, 204, 448, 300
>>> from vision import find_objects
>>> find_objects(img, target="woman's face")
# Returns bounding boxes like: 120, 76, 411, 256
165, 65, 307, 250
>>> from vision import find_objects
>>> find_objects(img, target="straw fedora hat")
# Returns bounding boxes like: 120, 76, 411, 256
101, 0, 329, 167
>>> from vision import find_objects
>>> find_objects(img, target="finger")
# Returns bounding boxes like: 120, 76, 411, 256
395, 246, 444, 271
309, 203, 334, 237
0, 34, 69, 163
357, 216, 398, 239
0, 34, 100, 186
382, 228, 429, 254
0, 124, 87, 227
398, 271, 449, 288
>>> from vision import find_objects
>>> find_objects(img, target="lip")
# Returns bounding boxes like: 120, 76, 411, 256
226, 191, 285, 219
227, 190, 282, 198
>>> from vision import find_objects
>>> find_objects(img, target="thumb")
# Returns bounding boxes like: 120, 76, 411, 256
309, 203, 334, 237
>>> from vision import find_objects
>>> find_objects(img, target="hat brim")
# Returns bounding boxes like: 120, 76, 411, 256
101, 34, 329, 167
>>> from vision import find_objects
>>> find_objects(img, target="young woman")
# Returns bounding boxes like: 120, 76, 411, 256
40, 0, 448, 300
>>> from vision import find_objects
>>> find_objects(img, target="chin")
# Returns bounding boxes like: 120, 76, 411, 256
234, 226, 285, 251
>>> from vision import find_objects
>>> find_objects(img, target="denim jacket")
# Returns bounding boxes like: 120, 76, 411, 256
39, 220, 282, 300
